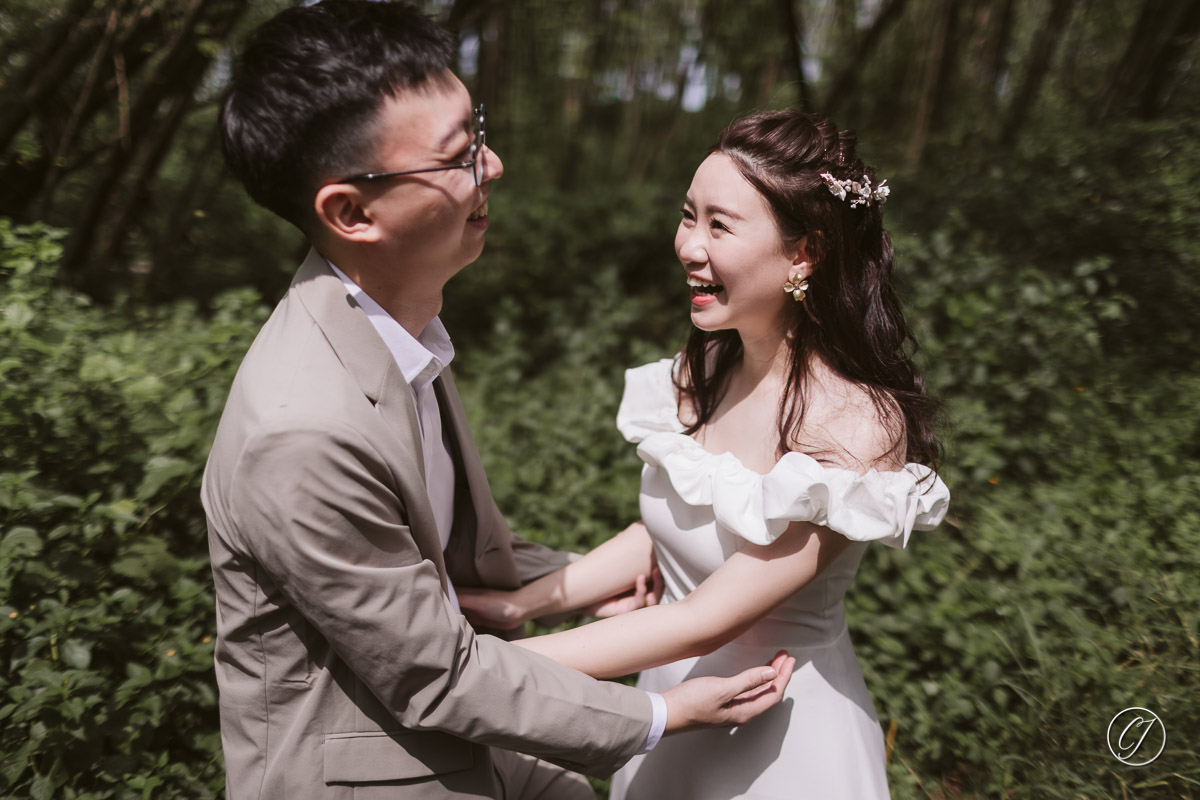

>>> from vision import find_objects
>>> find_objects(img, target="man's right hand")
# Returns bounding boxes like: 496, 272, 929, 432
660, 651, 795, 734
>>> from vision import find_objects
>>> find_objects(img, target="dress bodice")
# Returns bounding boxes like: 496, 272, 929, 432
612, 358, 950, 799
617, 357, 951, 647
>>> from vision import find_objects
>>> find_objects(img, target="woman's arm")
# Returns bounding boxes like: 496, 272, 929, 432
457, 521, 657, 629
512, 521, 852, 678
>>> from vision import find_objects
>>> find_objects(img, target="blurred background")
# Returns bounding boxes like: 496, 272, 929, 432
1, 0, 1198, 797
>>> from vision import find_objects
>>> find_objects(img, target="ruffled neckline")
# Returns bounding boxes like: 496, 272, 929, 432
616, 358, 950, 548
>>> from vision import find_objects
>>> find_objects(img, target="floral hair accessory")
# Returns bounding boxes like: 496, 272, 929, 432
820, 172, 890, 208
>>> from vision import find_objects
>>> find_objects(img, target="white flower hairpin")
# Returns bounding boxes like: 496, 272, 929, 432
820, 172, 890, 208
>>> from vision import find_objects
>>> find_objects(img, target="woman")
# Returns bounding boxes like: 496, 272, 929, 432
459, 111, 950, 799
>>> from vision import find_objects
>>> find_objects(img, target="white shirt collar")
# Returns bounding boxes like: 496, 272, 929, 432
325, 259, 454, 391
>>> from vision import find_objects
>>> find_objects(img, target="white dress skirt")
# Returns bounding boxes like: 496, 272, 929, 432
608, 359, 950, 800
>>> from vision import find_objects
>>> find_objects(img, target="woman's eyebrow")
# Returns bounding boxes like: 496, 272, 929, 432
706, 204, 743, 221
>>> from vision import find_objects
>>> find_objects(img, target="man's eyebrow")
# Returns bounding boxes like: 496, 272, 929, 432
435, 111, 473, 154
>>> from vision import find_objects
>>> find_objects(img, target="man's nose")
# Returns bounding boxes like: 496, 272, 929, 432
482, 145, 503, 183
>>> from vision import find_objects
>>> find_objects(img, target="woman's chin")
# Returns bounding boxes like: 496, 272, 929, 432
689, 309, 726, 331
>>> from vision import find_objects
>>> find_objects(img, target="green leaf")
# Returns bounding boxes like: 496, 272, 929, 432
30, 775, 54, 800
0, 526, 42, 559
136, 455, 192, 500
59, 639, 92, 670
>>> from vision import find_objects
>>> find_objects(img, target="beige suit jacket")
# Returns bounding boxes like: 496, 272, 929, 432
202, 250, 650, 799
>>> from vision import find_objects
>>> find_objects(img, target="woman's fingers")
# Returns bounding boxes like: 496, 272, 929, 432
646, 567, 663, 606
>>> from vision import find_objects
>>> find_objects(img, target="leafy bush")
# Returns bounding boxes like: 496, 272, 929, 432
0, 220, 264, 798
856, 370, 1200, 798
2, 110, 1198, 800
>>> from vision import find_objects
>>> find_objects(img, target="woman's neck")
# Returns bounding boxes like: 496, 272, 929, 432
735, 324, 792, 387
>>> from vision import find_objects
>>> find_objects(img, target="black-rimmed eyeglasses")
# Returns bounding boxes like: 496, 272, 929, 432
336, 104, 487, 187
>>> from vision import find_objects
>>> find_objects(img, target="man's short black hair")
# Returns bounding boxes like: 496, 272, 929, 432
219, 0, 456, 230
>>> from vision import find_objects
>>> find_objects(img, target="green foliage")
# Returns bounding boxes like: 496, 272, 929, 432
0, 220, 264, 798
450, 184, 685, 552
856, 374, 1200, 798
2, 107, 1199, 799
450, 121, 1200, 797
903, 118, 1200, 371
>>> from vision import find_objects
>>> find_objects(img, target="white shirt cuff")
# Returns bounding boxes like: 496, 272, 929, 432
639, 691, 667, 753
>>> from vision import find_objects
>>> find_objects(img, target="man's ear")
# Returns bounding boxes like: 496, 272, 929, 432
314, 183, 381, 243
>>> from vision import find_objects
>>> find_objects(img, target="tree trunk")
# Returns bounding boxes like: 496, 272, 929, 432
999, 0, 1075, 146
905, 0, 959, 166
94, 89, 193, 264
778, 0, 812, 111
823, 0, 909, 116
1099, 0, 1200, 121
558, 0, 618, 190
929, 0, 963, 134
0, 0, 168, 220
984, 0, 1016, 102
33, 0, 133, 220
0, 0, 101, 154
60, 0, 247, 283
158, 117, 223, 261
477, 6, 504, 134
1138, 1, 1200, 117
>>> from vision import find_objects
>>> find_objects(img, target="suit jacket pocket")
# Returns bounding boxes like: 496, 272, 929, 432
323, 730, 474, 784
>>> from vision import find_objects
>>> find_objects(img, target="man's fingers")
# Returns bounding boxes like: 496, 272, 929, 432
730, 654, 794, 703
725, 664, 779, 701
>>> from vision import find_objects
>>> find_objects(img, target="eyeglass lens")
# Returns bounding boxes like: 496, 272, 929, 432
472, 105, 486, 186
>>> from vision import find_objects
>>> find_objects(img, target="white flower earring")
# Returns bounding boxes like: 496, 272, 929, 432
783, 262, 810, 302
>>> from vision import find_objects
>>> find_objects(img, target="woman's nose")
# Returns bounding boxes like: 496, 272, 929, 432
676, 226, 707, 264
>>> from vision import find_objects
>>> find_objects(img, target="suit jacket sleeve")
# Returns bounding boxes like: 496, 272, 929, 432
509, 536, 579, 584
225, 417, 651, 777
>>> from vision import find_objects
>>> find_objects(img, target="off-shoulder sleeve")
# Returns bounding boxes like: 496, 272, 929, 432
617, 355, 950, 549
616, 357, 686, 442
635, 436, 950, 550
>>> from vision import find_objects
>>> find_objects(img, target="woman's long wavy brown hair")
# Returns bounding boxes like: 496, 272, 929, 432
677, 110, 941, 469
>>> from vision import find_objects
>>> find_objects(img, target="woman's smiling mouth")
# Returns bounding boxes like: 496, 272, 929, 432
687, 275, 723, 306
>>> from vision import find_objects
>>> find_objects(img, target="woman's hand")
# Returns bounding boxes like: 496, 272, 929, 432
457, 587, 528, 630
458, 567, 663, 630
582, 568, 663, 619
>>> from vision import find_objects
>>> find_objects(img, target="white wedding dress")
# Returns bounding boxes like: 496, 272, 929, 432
608, 359, 950, 800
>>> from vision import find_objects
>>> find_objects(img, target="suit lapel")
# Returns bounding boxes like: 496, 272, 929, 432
434, 370, 521, 589
292, 250, 448, 584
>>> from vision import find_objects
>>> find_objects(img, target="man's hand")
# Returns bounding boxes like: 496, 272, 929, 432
582, 569, 663, 619
660, 651, 795, 733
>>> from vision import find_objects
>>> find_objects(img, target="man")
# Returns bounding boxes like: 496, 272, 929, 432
202, 2, 794, 798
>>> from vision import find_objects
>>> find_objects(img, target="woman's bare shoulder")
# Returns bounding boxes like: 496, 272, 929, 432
793, 373, 906, 474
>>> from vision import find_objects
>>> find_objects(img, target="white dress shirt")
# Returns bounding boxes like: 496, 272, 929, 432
328, 262, 459, 612
327, 259, 666, 753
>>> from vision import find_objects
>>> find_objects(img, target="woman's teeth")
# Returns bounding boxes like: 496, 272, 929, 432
687, 276, 722, 294
468, 200, 488, 221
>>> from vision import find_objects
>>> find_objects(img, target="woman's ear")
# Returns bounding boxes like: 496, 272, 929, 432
313, 183, 381, 244
790, 234, 817, 278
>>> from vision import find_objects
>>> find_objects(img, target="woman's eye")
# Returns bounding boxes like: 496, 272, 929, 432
710, 219, 729, 232
680, 208, 695, 222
